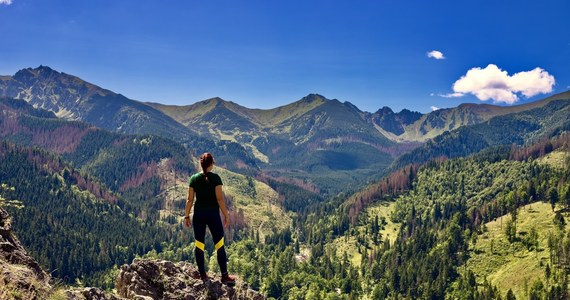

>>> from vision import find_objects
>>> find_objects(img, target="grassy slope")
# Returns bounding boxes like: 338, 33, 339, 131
538, 150, 570, 171
329, 201, 400, 267
249, 95, 327, 127
367, 202, 400, 245
215, 166, 293, 238
466, 202, 561, 299
464, 150, 570, 299
145, 99, 220, 126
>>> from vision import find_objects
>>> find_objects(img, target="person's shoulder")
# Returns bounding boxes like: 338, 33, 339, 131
189, 172, 202, 184
209, 172, 223, 184
190, 172, 202, 179
209, 172, 222, 179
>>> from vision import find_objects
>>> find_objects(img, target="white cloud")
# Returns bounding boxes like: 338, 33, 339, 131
439, 92, 464, 98
430, 106, 440, 111
450, 64, 555, 104
0, 0, 13, 5
427, 50, 445, 60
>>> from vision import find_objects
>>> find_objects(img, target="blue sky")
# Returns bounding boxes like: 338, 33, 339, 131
1, 0, 569, 113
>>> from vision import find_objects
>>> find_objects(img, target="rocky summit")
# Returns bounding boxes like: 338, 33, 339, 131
117, 259, 265, 300
0, 207, 265, 300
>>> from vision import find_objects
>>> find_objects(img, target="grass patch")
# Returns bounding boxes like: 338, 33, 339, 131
330, 234, 363, 267
367, 201, 400, 245
537, 149, 569, 170
465, 201, 563, 299
329, 201, 400, 268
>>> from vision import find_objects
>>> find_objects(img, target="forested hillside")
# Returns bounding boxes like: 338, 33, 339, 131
307, 133, 570, 299
0, 142, 172, 284
224, 131, 569, 299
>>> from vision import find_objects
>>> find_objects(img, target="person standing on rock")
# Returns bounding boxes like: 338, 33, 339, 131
184, 152, 235, 286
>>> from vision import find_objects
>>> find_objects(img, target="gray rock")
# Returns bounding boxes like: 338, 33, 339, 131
0, 207, 51, 299
64, 287, 124, 300
117, 259, 265, 300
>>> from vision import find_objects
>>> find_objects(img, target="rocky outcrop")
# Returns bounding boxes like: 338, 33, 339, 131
117, 259, 265, 300
1, 207, 266, 300
63, 287, 122, 300
0, 207, 51, 299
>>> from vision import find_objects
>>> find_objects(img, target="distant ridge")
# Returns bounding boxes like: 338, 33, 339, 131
0, 66, 194, 139
2, 65, 568, 193
148, 88, 570, 144
392, 95, 570, 170
3, 66, 566, 146
394, 91, 570, 142
150, 92, 399, 182
146, 93, 329, 129
0, 66, 259, 173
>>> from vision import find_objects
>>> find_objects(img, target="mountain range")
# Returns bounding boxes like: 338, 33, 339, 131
0, 66, 258, 174
3, 66, 568, 194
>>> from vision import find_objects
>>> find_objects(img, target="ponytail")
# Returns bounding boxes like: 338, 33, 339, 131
199, 153, 214, 183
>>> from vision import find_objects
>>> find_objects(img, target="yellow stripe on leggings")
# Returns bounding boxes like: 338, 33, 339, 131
215, 237, 224, 251
195, 241, 205, 251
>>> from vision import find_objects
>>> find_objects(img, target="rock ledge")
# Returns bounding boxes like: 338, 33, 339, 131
116, 258, 265, 300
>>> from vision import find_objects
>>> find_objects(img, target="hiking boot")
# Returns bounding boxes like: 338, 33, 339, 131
201, 273, 211, 281
192, 271, 210, 281
221, 273, 236, 286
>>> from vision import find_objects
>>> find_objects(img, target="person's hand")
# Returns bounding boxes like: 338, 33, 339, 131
184, 217, 191, 228
223, 214, 229, 229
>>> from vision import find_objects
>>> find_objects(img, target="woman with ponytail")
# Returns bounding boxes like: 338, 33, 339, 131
184, 152, 235, 285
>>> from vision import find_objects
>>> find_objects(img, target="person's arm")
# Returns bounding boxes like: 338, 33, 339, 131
215, 185, 229, 228
184, 186, 194, 228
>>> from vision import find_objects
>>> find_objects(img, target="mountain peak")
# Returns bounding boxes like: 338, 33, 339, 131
14, 65, 59, 80
35, 65, 57, 73
376, 106, 395, 115
10, 65, 115, 101
206, 96, 225, 102
301, 93, 328, 103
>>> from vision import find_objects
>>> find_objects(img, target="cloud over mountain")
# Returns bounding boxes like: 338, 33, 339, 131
448, 64, 555, 104
0, 0, 13, 5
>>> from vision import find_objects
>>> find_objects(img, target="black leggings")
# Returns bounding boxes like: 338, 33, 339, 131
192, 210, 228, 275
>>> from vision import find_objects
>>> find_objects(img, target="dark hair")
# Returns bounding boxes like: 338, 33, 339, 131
199, 153, 214, 183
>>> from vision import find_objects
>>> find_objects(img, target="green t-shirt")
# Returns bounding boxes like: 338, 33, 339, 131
189, 172, 223, 212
